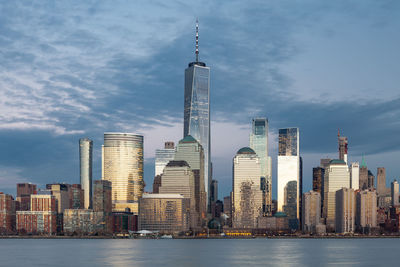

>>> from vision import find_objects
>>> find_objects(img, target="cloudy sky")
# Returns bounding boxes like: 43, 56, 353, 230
1, 1, 399, 199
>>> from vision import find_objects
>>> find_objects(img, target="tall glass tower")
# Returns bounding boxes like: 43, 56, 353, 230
249, 118, 272, 216
79, 138, 93, 209
184, 20, 211, 204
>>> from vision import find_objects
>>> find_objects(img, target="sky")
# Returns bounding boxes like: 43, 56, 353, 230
0, 0, 400, 199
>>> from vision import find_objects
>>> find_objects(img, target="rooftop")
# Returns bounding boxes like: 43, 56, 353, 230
237, 147, 256, 155
329, 159, 347, 165
180, 135, 197, 143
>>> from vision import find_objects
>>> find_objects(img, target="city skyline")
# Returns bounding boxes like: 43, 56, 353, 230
1, 1, 400, 201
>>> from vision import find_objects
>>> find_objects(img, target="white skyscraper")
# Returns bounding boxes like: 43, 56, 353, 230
277, 128, 301, 221
391, 180, 399, 206
350, 162, 360, 190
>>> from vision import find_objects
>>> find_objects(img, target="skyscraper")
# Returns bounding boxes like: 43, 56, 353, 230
183, 20, 211, 206
284, 181, 298, 229
102, 133, 144, 213
335, 188, 355, 234
377, 167, 388, 196
323, 160, 350, 230
277, 128, 301, 221
302, 191, 321, 233
350, 162, 360, 190
79, 138, 93, 209
312, 167, 324, 194
359, 155, 368, 190
356, 189, 377, 233
391, 180, 399, 206
337, 130, 348, 164
155, 142, 175, 176
250, 118, 272, 216
232, 147, 263, 228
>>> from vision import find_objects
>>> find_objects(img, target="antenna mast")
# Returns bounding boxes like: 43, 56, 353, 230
195, 18, 199, 62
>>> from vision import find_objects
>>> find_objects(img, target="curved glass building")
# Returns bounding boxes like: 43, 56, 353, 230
102, 133, 144, 213
79, 138, 93, 209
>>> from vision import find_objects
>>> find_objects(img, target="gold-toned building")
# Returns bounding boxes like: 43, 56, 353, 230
102, 133, 144, 213
138, 193, 190, 233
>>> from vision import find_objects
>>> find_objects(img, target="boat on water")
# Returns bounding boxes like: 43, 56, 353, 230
160, 235, 173, 239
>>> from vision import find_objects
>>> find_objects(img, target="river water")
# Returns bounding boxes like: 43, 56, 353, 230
0, 238, 398, 266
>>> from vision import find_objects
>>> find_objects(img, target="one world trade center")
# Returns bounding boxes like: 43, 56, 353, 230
183, 20, 211, 207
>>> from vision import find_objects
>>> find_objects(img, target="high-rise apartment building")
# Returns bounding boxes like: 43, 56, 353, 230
338, 130, 348, 164
356, 190, 377, 232
335, 188, 355, 234
16, 183, 37, 211
232, 147, 263, 229
250, 118, 272, 216
0, 193, 16, 234
323, 160, 350, 230
391, 180, 399, 206
277, 128, 301, 221
183, 21, 211, 206
155, 142, 175, 176
350, 162, 360, 190
302, 191, 321, 233
174, 135, 206, 222
79, 138, 93, 209
102, 133, 144, 213
159, 160, 197, 228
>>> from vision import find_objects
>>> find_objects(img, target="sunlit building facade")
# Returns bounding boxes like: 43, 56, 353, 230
335, 188, 355, 234
250, 118, 272, 216
102, 133, 144, 213
183, 21, 211, 205
277, 128, 301, 221
155, 142, 175, 176
356, 189, 377, 232
302, 191, 321, 233
79, 138, 93, 209
232, 147, 263, 229
350, 162, 360, 190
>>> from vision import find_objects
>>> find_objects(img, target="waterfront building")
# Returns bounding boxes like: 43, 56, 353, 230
377, 167, 390, 196
338, 130, 348, 164
16, 183, 37, 211
356, 190, 377, 233
335, 188, 355, 234
183, 20, 211, 206
102, 133, 144, 213
155, 141, 175, 176
250, 118, 272, 216
159, 160, 197, 228
46, 184, 70, 213
112, 212, 138, 233
210, 179, 218, 217
93, 180, 112, 213
277, 128, 301, 222
323, 159, 350, 231
350, 162, 360, 190
174, 135, 206, 223
223, 195, 232, 227
63, 209, 94, 234
0, 193, 16, 234
232, 147, 263, 229
69, 184, 84, 209
391, 180, 399, 206
302, 191, 321, 233
138, 193, 190, 233
79, 138, 93, 209
359, 156, 368, 190
284, 181, 298, 229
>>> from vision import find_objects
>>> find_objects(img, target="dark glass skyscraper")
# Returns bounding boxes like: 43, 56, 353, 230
183, 20, 211, 205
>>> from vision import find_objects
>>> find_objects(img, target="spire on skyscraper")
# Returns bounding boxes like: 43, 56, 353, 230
195, 18, 199, 62
361, 154, 367, 167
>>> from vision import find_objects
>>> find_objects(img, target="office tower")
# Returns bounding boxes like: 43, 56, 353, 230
223, 195, 232, 227
284, 181, 298, 229
337, 130, 348, 164
93, 180, 112, 213
138, 193, 190, 233
356, 190, 377, 233
79, 138, 93, 209
183, 20, 211, 206
250, 118, 272, 216
69, 184, 84, 209
320, 158, 331, 169
16, 194, 57, 234
16, 183, 37, 211
277, 128, 300, 221
153, 175, 162, 193
210, 180, 218, 217
155, 141, 175, 176
232, 147, 263, 229
323, 160, 350, 230
335, 188, 355, 234
46, 184, 70, 213
377, 167, 389, 196
102, 133, 144, 213
359, 156, 368, 190
367, 170, 375, 189
0, 193, 16, 234
159, 160, 197, 228
174, 135, 206, 222
313, 167, 324, 194
302, 191, 321, 233
350, 162, 360, 190
391, 180, 399, 206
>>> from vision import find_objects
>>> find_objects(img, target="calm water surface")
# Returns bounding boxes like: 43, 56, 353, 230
0, 238, 398, 266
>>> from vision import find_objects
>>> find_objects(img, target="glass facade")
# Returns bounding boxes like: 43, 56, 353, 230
249, 118, 272, 215
184, 62, 211, 204
277, 128, 300, 218
102, 133, 144, 213
79, 138, 93, 209
155, 147, 175, 176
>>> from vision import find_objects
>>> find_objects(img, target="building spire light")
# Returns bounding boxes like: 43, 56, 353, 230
195, 18, 199, 62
